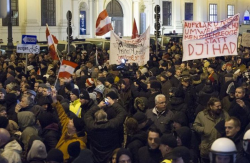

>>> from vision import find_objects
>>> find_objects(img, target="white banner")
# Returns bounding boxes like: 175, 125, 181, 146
110, 27, 150, 66
183, 14, 240, 61
242, 32, 250, 47
17, 44, 40, 54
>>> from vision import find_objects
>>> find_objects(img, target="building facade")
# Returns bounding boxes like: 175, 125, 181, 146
0, 0, 249, 44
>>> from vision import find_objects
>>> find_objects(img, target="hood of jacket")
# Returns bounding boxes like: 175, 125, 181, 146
72, 149, 94, 163
27, 140, 47, 161
174, 127, 192, 147
1, 140, 22, 163
134, 97, 148, 112
17, 111, 36, 131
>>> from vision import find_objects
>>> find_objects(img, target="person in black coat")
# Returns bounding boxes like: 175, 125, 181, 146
138, 127, 163, 163
38, 112, 60, 152
84, 98, 127, 163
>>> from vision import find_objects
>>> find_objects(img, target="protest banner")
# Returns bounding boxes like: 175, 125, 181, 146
183, 14, 240, 61
110, 27, 150, 66
241, 32, 250, 47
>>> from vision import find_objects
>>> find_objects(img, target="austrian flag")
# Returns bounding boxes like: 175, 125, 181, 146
96, 10, 113, 36
58, 60, 78, 79
46, 24, 59, 60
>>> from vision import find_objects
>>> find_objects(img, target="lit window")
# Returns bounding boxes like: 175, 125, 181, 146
244, 10, 250, 24
185, 3, 193, 20
227, 5, 235, 18
209, 4, 217, 22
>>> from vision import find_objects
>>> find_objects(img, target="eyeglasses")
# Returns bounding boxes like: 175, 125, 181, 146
157, 101, 166, 105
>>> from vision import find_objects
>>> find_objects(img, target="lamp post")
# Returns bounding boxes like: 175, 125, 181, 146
6, 0, 13, 57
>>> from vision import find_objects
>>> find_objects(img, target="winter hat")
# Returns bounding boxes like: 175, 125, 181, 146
169, 146, 191, 163
116, 148, 133, 163
65, 82, 74, 92
73, 117, 85, 132
159, 134, 177, 148
8, 70, 15, 77
7, 65, 15, 71
97, 77, 106, 85
89, 92, 97, 101
79, 90, 90, 100
86, 78, 95, 86
0, 88, 6, 96
174, 127, 192, 147
71, 88, 80, 98
140, 67, 148, 75
68, 141, 81, 158
46, 149, 64, 163
72, 149, 94, 163
106, 77, 114, 84
203, 60, 210, 68
150, 81, 162, 90
94, 84, 105, 94
167, 68, 175, 74
160, 71, 168, 80
40, 61, 47, 67
106, 91, 118, 100
27, 89, 36, 96
133, 112, 147, 124
15, 66, 22, 73
172, 112, 189, 127
27, 140, 47, 161
0, 106, 6, 113
38, 112, 55, 129
0, 116, 9, 128
192, 75, 201, 85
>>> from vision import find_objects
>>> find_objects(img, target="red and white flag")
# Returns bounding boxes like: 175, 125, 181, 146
96, 10, 113, 36
131, 18, 139, 39
46, 24, 59, 60
58, 60, 78, 79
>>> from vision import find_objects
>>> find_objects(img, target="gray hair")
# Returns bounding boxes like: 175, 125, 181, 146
155, 94, 166, 104
94, 109, 108, 122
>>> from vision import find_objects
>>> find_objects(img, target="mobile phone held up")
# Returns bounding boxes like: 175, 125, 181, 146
104, 98, 109, 105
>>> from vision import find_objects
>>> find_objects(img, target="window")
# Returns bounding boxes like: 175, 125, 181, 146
244, 10, 250, 24
209, 4, 217, 21
162, 1, 172, 26
2, 0, 19, 26
41, 0, 56, 26
185, 3, 193, 20
227, 5, 234, 18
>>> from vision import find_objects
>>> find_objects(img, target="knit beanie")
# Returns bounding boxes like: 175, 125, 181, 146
106, 91, 118, 100
73, 117, 85, 132
0, 116, 8, 128
79, 90, 90, 100
71, 88, 80, 98
116, 148, 133, 163
106, 77, 114, 84
47, 149, 64, 163
68, 141, 81, 158
86, 78, 94, 86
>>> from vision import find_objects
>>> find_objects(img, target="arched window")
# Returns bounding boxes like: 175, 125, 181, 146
244, 10, 250, 24
41, 0, 56, 26
79, 2, 88, 35
2, 0, 19, 26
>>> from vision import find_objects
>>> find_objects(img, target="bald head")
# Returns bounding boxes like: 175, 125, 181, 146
0, 128, 10, 146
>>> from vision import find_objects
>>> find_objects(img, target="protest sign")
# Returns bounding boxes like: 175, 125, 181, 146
183, 14, 240, 61
110, 27, 150, 66
241, 32, 250, 47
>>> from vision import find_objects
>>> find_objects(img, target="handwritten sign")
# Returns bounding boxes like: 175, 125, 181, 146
110, 27, 150, 66
242, 33, 250, 47
183, 14, 240, 61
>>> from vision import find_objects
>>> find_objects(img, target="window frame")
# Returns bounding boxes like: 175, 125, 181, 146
185, 2, 193, 20
209, 3, 218, 22
2, 0, 19, 26
162, 1, 172, 26
41, 0, 56, 26
227, 4, 235, 18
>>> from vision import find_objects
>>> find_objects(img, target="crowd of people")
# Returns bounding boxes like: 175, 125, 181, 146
0, 41, 250, 163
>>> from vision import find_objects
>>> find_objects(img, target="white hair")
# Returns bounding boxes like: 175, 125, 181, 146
155, 94, 166, 104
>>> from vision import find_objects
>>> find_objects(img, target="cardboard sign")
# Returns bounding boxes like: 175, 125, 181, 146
183, 14, 240, 61
241, 32, 250, 47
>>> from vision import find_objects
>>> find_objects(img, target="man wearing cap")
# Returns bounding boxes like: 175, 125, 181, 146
162, 146, 191, 163
79, 90, 97, 118
159, 134, 177, 160
69, 88, 82, 118
146, 94, 174, 133
51, 92, 87, 161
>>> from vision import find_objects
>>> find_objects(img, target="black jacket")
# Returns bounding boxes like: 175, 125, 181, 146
84, 102, 127, 163
138, 146, 162, 163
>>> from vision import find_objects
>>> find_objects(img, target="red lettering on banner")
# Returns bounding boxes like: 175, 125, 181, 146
222, 44, 230, 54
229, 42, 236, 54
188, 44, 194, 56
196, 44, 203, 55
212, 44, 221, 55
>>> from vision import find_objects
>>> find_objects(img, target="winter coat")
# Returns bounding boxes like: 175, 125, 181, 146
161, 80, 172, 100
17, 111, 38, 151
193, 109, 229, 159
1, 140, 22, 163
146, 108, 174, 133
221, 95, 234, 112
134, 97, 149, 113
138, 146, 163, 163
80, 99, 97, 118
72, 149, 94, 163
84, 102, 127, 163
52, 101, 87, 160
39, 123, 60, 152
167, 96, 187, 114
5, 93, 18, 122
